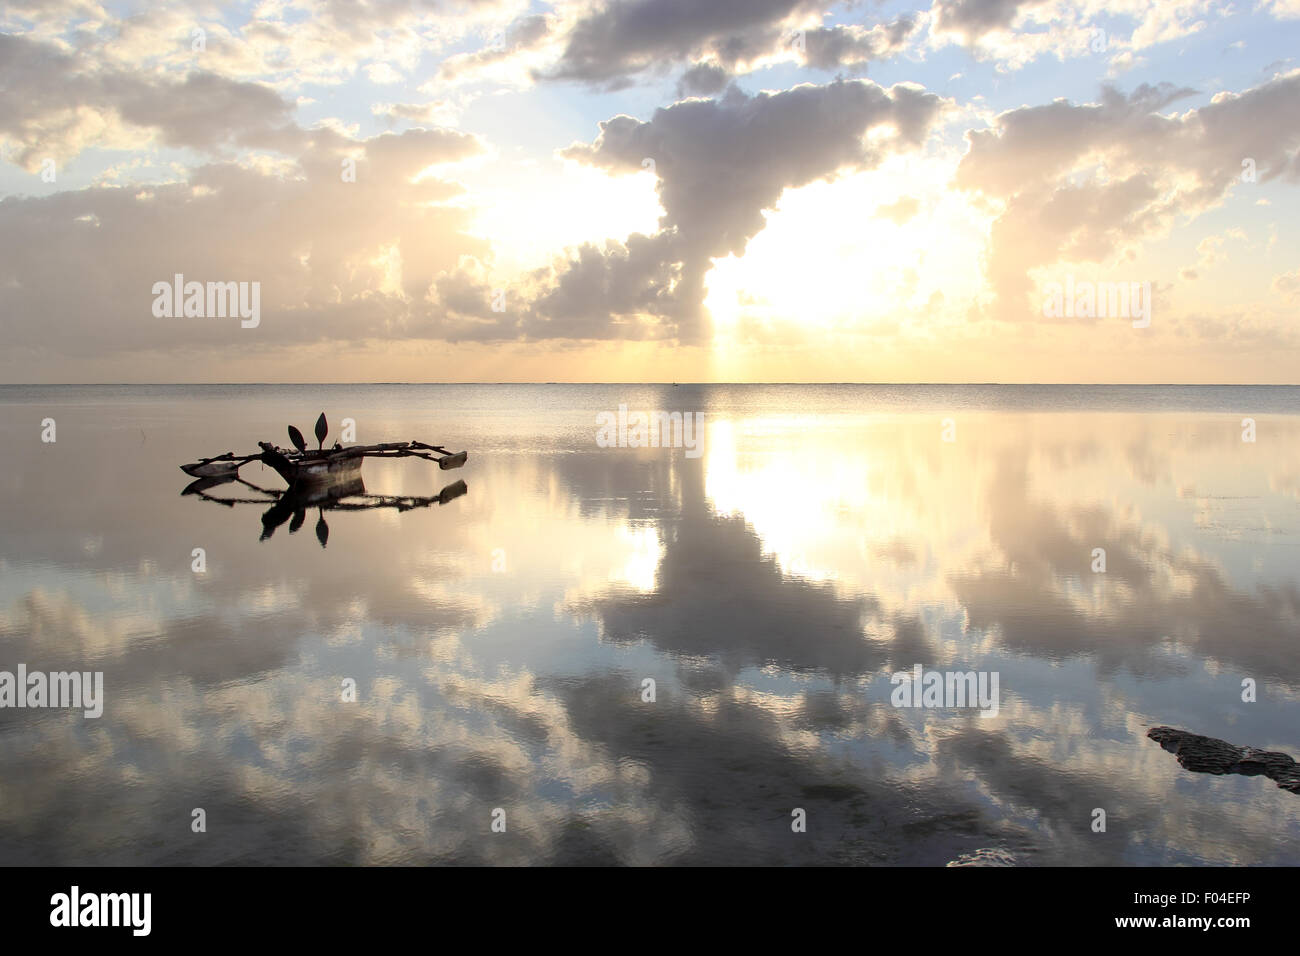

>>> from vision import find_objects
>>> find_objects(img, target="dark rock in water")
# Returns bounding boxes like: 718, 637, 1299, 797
946, 847, 1017, 867
1147, 727, 1300, 794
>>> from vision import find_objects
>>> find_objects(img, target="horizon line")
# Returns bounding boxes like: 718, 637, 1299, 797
3, 382, 1300, 388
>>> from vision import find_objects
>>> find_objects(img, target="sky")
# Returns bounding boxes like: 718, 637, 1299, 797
0, 0, 1298, 383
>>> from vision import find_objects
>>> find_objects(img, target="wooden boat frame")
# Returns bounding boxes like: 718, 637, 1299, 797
180, 413, 467, 491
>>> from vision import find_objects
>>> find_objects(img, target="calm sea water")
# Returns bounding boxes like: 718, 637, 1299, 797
1, 384, 1298, 865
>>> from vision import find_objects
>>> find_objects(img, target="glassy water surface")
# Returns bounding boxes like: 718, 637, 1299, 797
1, 384, 1298, 864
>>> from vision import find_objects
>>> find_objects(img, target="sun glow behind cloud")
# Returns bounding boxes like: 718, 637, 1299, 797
704, 153, 992, 349
462, 159, 664, 274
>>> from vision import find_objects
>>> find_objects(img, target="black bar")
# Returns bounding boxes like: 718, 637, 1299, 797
2, 866, 1283, 942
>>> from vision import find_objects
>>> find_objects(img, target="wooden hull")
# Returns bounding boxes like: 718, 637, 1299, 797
266, 452, 364, 490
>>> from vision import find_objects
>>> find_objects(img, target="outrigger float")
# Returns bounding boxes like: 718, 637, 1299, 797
180, 413, 467, 489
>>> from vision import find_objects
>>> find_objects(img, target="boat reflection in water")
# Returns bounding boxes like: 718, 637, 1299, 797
181, 473, 468, 547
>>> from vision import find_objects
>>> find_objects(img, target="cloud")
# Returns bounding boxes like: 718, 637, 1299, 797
3, 0, 533, 103
437, 13, 553, 82
236, 0, 534, 86
0, 0, 107, 30
366, 62, 405, 84
955, 74, 1300, 317
371, 99, 460, 127
0, 33, 300, 170
539, 0, 823, 89
931, 0, 1046, 41
0, 126, 494, 358
675, 61, 731, 98
521, 79, 944, 341
798, 15, 921, 72
1274, 268, 1300, 302
926, 0, 1213, 72
1264, 0, 1300, 17
435, 1, 920, 91
1180, 232, 1241, 279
